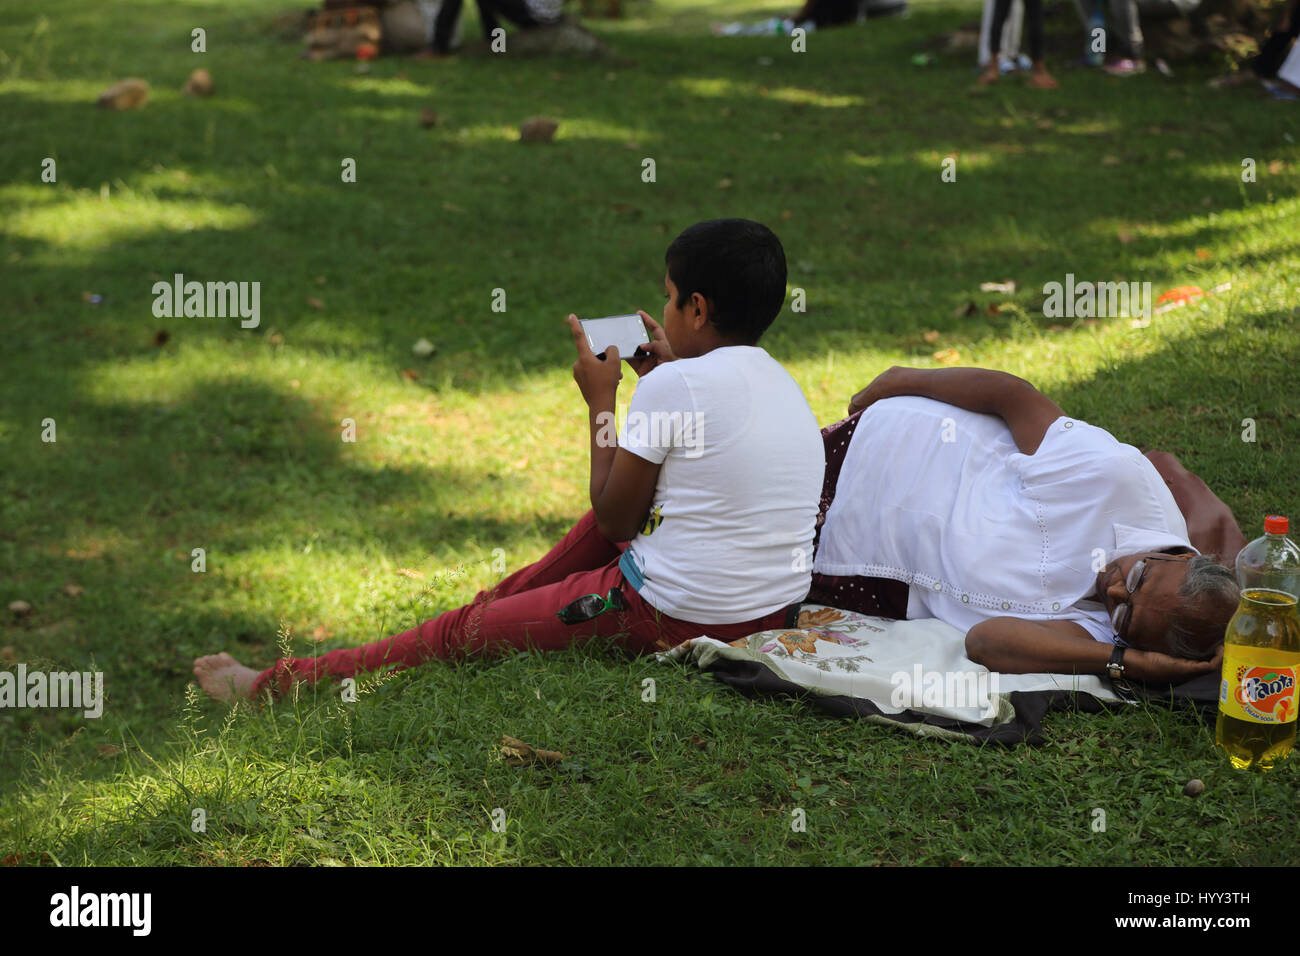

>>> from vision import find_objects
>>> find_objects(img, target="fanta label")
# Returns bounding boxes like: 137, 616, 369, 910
1219, 644, 1300, 725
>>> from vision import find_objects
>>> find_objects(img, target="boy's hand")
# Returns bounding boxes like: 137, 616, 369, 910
568, 315, 622, 405
626, 311, 676, 379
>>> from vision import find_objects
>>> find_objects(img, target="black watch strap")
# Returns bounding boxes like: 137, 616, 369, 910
1106, 644, 1126, 681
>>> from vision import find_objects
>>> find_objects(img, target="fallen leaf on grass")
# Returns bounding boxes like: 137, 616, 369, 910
979, 280, 1016, 293
97, 745, 121, 757
400, 368, 419, 381
1195, 248, 1211, 260
395, 568, 425, 579
500, 734, 564, 765
96, 78, 149, 110
62, 584, 84, 597
306, 297, 325, 310
0, 647, 16, 663
182, 68, 214, 97
932, 348, 961, 365
311, 625, 330, 642
519, 116, 559, 143
1267, 159, 1284, 175
922, 330, 941, 343
1117, 230, 1136, 244
8, 600, 32, 618
1157, 285, 1206, 305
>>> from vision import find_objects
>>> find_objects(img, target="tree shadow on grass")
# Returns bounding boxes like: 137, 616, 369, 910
5, 0, 1296, 397
1042, 304, 1300, 519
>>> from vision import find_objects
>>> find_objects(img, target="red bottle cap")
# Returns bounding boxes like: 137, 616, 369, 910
1264, 515, 1289, 534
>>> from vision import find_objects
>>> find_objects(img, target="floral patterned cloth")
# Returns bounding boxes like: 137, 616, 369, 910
659, 605, 1125, 744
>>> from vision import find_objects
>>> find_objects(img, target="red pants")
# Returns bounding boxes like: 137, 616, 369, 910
252, 510, 800, 696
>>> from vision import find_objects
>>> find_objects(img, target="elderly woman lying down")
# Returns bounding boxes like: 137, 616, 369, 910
810, 366, 1243, 684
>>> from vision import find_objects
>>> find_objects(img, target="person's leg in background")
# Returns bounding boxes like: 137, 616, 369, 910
1022, 0, 1058, 87
474, 0, 505, 39
1104, 0, 1147, 72
978, 0, 1015, 83
1251, 0, 1300, 78
431, 0, 465, 52
475, 0, 556, 38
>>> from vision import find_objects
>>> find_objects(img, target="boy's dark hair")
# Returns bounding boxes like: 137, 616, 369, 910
664, 219, 787, 345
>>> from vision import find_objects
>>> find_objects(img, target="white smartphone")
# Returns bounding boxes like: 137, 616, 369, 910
578, 314, 650, 359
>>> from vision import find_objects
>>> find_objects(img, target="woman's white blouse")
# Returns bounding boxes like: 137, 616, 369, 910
814, 396, 1195, 643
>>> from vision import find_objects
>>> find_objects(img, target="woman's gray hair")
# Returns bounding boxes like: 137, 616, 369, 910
1167, 556, 1240, 660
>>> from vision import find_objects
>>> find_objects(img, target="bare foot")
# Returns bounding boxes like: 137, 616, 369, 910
977, 63, 1000, 85
194, 652, 260, 701
1027, 64, 1058, 89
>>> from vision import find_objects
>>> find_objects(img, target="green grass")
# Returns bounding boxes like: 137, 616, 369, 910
1, 0, 1298, 865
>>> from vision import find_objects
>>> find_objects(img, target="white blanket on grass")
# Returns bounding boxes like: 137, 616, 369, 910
659, 605, 1124, 730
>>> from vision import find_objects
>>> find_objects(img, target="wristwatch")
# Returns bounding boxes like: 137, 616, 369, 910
1106, 645, 1126, 681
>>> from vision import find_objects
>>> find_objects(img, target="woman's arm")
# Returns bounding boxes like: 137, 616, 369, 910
966, 616, 1222, 681
1143, 450, 1247, 561
848, 367, 1065, 455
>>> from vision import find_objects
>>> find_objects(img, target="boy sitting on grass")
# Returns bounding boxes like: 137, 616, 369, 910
195, 219, 826, 700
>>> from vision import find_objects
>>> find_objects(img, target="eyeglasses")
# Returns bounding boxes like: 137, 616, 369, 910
1109, 554, 1186, 645
556, 588, 627, 625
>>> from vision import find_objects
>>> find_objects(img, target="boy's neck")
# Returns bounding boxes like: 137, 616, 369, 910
683, 332, 758, 358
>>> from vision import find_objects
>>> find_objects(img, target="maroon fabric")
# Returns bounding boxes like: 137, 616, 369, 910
809, 413, 909, 619
252, 510, 798, 696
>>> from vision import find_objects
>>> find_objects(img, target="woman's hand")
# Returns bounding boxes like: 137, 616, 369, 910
847, 366, 915, 416
1124, 644, 1223, 684
568, 315, 622, 406
625, 311, 676, 378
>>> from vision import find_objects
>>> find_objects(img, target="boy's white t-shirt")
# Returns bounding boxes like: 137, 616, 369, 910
616, 346, 825, 625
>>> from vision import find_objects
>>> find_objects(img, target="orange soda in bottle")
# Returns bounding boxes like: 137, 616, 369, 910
1215, 515, 1300, 770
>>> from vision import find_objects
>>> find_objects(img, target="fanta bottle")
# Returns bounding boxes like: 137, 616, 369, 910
1215, 515, 1300, 770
